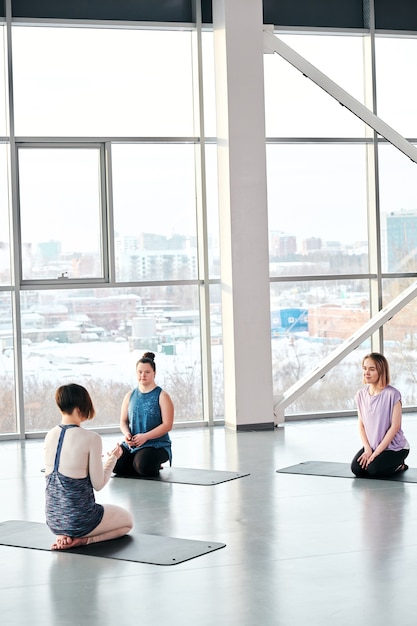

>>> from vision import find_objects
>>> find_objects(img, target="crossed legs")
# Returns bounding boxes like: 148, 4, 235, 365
113, 446, 169, 477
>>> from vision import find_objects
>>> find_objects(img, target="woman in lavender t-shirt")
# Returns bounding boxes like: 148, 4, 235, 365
351, 352, 410, 478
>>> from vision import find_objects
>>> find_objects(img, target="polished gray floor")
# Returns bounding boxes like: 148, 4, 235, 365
2, 416, 417, 625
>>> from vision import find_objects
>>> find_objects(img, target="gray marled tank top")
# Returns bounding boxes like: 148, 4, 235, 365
45, 424, 104, 537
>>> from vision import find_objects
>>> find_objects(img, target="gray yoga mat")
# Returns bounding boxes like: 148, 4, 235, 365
114, 467, 250, 485
276, 461, 417, 482
0, 520, 226, 565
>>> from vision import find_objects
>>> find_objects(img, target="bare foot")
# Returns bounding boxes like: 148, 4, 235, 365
54, 535, 72, 547
51, 535, 89, 550
395, 463, 409, 473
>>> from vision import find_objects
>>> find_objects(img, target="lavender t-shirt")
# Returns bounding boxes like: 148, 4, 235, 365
355, 385, 409, 451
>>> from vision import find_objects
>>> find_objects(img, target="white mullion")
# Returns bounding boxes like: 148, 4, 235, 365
192, 0, 213, 425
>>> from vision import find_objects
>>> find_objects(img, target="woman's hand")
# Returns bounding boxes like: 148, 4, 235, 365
129, 433, 148, 447
109, 443, 123, 460
358, 448, 374, 468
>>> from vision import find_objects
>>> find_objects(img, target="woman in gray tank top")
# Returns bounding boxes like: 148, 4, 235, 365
44, 383, 133, 550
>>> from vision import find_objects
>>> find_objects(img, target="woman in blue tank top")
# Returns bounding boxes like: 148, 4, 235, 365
113, 351, 174, 477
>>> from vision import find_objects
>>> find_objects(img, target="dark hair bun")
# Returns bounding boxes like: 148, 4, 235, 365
142, 351, 155, 361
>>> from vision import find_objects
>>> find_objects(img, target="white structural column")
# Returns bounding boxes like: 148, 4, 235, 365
212, 0, 275, 430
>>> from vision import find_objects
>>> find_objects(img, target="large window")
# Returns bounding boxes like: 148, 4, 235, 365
0, 23, 213, 436
2, 15, 417, 435
265, 30, 417, 416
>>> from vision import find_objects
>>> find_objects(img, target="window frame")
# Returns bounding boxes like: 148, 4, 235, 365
16, 142, 110, 286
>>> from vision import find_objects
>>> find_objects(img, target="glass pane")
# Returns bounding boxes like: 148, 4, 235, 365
0, 25, 7, 136
0, 292, 17, 434
376, 37, 417, 138
270, 279, 370, 414
267, 145, 368, 276
0, 144, 11, 285
210, 283, 224, 421
378, 144, 417, 273
12, 26, 194, 137
18, 148, 104, 280
264, 33, 366, 137
112, 144, 198, 282
206, 144, 220, 279
22, 286, 203, 432
202, 31, 216, 138
383, 278, 417, 407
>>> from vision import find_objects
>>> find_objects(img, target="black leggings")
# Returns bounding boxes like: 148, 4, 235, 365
113, 446, 169, 478
351, 447, 409, 478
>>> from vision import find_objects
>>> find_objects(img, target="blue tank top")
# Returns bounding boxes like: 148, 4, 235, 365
123, 386, 172, 464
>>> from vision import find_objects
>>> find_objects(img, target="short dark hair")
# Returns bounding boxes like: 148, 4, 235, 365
136, 351, 156, 372
362, 352, 390, 387
55, 383, 95, 420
